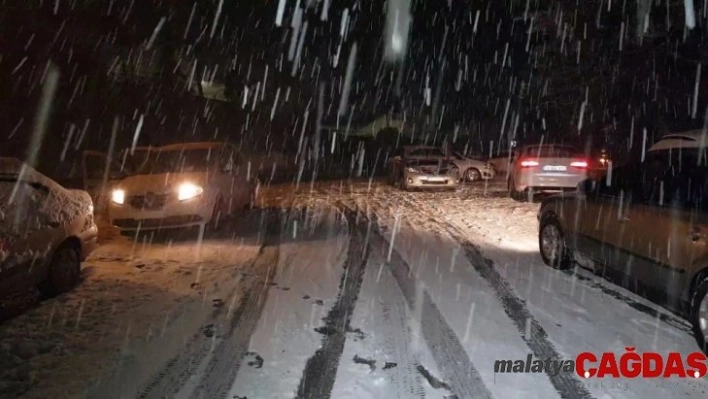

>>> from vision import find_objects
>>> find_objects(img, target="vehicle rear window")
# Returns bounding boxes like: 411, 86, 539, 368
525, 146, 576, 158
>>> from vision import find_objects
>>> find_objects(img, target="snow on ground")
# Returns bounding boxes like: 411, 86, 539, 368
2, 177, 708, 399
0, 221, 262, 398
330, 241, 454, 399
288, 178, 707, 398
226, 207, 349, 398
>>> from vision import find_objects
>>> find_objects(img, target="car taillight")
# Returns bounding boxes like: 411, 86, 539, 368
520, 159, 539, 167
570, 160, 588, 168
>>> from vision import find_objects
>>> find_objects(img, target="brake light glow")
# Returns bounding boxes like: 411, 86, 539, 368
570, 160, 589, 168
520, 159, 539, 167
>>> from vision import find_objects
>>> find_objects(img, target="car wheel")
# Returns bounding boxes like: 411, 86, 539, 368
538, 216, 572, 270
38, 242, 81, 297
466, 168, 481, 182
691, 276, 708, 354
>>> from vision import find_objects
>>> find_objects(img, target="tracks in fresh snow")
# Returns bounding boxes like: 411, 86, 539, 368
337, 203, 494, 399
295, 208, 371, 399
136, 213, 283, 399
389, 196, 594, 399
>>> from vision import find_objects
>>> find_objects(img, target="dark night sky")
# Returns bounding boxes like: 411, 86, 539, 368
1, 0, 708, 180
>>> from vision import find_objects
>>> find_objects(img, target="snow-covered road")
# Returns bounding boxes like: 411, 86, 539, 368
1, 179, 706, 399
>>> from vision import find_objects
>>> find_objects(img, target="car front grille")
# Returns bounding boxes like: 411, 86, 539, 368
128, 193, 169, 210
113, 215, 203, 229
421, 180, 448, 185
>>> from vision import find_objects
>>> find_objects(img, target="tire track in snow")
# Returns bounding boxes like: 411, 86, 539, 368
135, 211, 282, 399
295, 207, 370, 399
186, 213, 283, 399
342, 202, 494, 399
392, 194, 593, 399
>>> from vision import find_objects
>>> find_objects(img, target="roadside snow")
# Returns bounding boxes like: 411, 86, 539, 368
0, 232, 261, 398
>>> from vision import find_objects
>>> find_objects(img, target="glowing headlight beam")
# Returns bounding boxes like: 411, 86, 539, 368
111, 189, 125, 205
177, 183, 204, 201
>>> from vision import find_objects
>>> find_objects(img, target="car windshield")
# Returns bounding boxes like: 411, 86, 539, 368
134, 148, 218, 175
525, 145, 576, 158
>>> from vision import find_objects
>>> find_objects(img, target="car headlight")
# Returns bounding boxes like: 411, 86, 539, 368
111, 189, 125, 205
177, 182, 203, 201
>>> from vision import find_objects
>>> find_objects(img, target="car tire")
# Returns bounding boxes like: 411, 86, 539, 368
691, 276, 708, 354
38, 242, 81, 297
538, 216, 572, 270
465, 168, 481, 182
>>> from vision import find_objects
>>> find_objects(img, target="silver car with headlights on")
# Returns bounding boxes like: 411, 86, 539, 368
390, 159, 460, 191
107, 142, 257, 231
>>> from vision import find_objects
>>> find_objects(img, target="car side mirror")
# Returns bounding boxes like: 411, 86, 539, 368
577, 178, 596, 194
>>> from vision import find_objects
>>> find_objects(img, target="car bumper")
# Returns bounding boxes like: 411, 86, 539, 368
79, 224, 99, 260
405, 174, 459, 188
516, 173, 587, 192
108, 196, 214, 231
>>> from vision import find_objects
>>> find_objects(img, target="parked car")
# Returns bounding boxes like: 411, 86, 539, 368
487, 149, 519, 178
0, 158, 98, 298
507, 143, 589, 199
648, 129, 708, 153
106, 142, 257, 231
387, 145, 495, 182
388, 158, 460, 191
536, 145, 708, 352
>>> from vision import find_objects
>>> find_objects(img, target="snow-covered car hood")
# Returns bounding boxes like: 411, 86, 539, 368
116, 172, 210, 194
1, 158, 93, 239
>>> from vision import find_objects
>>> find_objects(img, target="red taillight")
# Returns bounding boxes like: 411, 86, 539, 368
520, 159, 539, 167
570, 160, 588, 168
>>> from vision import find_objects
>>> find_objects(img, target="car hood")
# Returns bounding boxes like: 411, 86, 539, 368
116, 172, 209, 194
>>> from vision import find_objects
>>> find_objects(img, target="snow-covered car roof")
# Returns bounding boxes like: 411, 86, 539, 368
0, 157, 62, 191
648, 130, 708, 152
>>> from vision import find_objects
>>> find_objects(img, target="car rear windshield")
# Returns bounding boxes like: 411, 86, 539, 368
525, 145, 576, 158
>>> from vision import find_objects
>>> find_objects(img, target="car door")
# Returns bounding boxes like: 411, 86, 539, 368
621, 150, 708, 309
570, 162, 642, 278
0, 179, 60, 295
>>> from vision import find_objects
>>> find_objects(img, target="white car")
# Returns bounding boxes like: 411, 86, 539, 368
507, 144, 589, 198
391, 145, 496, 182
1, 158, 98, 298
107, 142, 257, 231
648, 130, 708, 152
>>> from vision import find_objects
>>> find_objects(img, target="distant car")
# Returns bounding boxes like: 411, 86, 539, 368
507, 144, 589, 199
648, 130, 708, 153
106, 142, 257, 231
0, 158, 98, 298
388, 145, 495, 182
487, 150, 518, 178
537, 146, 708, 352
388, 159, 460, 191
